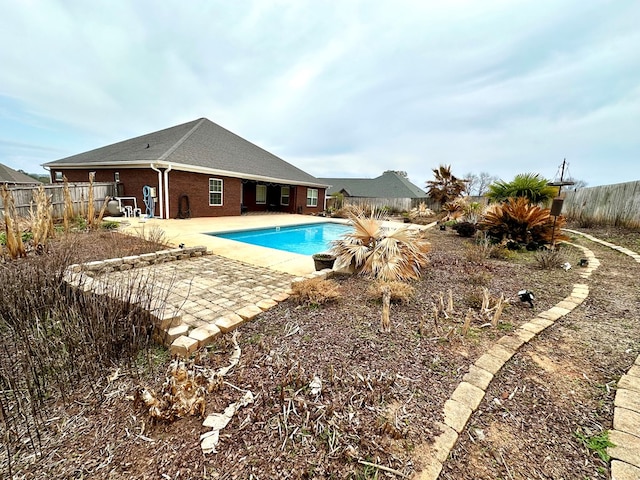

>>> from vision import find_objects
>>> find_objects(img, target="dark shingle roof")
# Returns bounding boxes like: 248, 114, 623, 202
320, 171, 426, 198
0, 163, 42, 184
45, 118, 326, 187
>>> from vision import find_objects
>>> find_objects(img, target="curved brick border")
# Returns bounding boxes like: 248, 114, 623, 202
415, 241, 600, 479
565, 229, 640, 479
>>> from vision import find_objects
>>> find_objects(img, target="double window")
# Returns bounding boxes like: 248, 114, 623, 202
209, 178, 223, 206
306, 188, 318, 207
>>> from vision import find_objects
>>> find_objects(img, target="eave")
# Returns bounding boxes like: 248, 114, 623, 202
44, 161, 330, 189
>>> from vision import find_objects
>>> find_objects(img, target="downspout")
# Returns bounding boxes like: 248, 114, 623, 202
150, 163, 164, 219
164, 163, 173, 219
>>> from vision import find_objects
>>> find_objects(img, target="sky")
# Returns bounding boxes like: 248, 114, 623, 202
1, 0, 639, 189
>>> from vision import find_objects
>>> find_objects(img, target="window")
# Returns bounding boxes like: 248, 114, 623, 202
54, 171, 63, 182
256, 184, 267, 204
209, 178, 223, 206
114, 171, 120, 183
306, 188, 318, 207
280, 186, 290, 206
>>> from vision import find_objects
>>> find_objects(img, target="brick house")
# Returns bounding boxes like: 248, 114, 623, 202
44, 118, 328, 219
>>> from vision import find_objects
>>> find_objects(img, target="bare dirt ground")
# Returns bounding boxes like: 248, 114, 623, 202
4, 225, 639, 479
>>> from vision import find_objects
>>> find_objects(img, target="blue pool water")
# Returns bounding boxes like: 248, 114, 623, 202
210, 222, 351, 255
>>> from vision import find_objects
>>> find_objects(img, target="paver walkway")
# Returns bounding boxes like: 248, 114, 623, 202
105, 253, 295, 328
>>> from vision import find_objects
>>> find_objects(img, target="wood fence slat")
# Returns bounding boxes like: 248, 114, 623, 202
563, 181, 640, 227
0, 183, 116, 220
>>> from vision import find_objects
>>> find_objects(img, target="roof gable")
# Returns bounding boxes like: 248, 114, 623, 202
320, 172, 426, 198
0, 163, 42, 184
45, 118, 326, 187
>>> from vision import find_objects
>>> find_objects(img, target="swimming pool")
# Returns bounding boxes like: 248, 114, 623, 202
210, 222, 351, 256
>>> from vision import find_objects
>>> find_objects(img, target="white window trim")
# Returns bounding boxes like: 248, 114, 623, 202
209, 178, 223, 206
280, 186, 290, 206
306, 188, 318, 207
256, 184, 267, 204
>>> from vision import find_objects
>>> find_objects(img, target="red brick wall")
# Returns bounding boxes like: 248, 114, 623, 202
292, 185, 325, 214
167, 170, 242, 217
51, 167, 324, 217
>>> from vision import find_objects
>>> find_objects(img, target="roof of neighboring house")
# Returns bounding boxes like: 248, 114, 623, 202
319, 171, 427, 198
44, 118, 327, 187
0, 163, 42, 184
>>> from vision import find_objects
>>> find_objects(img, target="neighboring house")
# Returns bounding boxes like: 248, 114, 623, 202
0, 163, 42, 185
319, 171, 429, 212
44, 118, 328, 219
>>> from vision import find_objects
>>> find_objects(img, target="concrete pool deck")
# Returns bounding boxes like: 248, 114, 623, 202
111, 213, 429, 276
113, 214, 342, 276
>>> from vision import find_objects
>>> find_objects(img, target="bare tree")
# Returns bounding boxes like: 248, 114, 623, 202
464, 172, 499, 196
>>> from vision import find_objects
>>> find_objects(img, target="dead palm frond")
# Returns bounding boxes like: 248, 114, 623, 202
331, 209, 430, 281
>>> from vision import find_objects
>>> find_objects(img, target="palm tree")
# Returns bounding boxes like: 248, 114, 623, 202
486, 173, 557, 204
331, 209, 431, 281
425, 165, 467, 205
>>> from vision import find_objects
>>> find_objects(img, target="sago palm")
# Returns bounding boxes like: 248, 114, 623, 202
479, 197, 567, 246
331, 209, 431, 281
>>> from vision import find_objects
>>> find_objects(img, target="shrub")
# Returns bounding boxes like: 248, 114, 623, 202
0, 239, 170, 464
478, 197, 568, 247
101, 220, 120, 230
490, 246, 517, 261
534, 248, 566, 269
453, 222, 477, 237
467, 271, 493, 287
463, 288, 485, 309
137, 225, 169, 246
367, 280, 415, 303
291, 278, 341, 305
464, 243, 489, 264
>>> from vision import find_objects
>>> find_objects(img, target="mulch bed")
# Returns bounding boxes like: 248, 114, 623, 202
4, 225, 637, 479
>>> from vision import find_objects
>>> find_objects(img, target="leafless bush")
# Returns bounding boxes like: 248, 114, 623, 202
137, 225, 170, 247
0, 241, 171, 472
291, 278, 341, 305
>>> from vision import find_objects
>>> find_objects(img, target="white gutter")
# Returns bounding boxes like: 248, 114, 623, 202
150, 163, 164, 219
164, 163, 172, 219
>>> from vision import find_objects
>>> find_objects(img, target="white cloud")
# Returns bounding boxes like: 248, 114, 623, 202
0, 0, 638, 185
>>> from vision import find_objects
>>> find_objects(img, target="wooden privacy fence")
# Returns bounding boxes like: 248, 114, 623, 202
0, 182, 116, 220
328, 196, 439, 212
563, 181, 640, 227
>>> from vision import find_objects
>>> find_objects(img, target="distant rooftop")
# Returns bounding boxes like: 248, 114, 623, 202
319, 171, 427, 198
0, 163, 42, 184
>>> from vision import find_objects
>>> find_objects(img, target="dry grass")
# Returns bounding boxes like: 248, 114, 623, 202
290, 277, 341, 305
367, 280, 415, 303
534, 247, 566, 269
